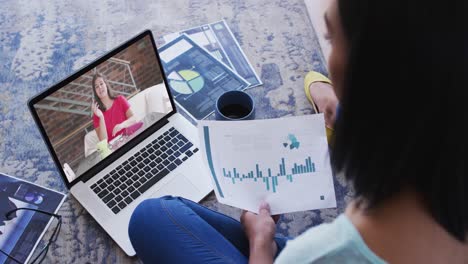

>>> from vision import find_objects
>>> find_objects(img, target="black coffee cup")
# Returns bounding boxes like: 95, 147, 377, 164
215, 91, 255, 120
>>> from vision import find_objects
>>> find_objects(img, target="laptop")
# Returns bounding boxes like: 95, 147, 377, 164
28, 30, 213, 256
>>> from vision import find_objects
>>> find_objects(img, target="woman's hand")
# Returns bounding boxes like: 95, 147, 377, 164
241, 202, 278, 263
112, 123, 124, 137
92, 102, 103, 119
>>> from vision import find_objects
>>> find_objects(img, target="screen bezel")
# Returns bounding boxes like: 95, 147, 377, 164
28, 30, 177, 189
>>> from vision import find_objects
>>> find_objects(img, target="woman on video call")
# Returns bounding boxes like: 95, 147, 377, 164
91, 73, 137, 143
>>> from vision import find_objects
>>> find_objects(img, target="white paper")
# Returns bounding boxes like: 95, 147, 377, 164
198, 114, 337, 214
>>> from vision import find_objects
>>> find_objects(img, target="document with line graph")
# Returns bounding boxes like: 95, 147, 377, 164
198, 114, 336, 214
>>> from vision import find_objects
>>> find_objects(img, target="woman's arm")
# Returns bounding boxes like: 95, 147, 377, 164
112, 108, 137, 136
241, 203, 278, 264
92, 102, 108, 141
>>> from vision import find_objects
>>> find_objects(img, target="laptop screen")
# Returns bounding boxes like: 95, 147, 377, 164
31, 32, 174, 185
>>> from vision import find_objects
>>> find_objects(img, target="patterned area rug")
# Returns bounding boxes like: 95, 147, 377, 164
0, 0, 351, 262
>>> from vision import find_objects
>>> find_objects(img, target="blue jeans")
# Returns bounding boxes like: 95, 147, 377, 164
128, 196, 288, 263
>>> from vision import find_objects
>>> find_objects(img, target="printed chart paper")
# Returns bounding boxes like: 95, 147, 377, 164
198, 115, 337, 214
159, 34, 250, 121
159, 20, 262, 88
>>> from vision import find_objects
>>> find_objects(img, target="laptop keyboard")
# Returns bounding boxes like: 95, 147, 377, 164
90, 127, 199, 214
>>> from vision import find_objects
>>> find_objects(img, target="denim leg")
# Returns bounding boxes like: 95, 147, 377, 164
178, 197, 289, 257
128, 196, 289, 263
128, 196, 247, 264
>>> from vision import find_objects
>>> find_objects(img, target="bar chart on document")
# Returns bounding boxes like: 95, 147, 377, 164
198, 115, 337, 214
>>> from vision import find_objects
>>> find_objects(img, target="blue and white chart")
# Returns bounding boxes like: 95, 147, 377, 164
160, 20, 262, 88
159, 34, 250, 121
198, 114, 337, 214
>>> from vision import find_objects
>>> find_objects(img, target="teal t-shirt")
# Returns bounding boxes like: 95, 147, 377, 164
275, 214, 387, 264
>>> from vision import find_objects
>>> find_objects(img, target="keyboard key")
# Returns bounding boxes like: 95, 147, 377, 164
132, 175, 138, 181
98, 190, 109, 198
138, 168, 170, 194
177, 134, 187, 140
93, 186, 101, 193
150, 168, 159, 175
134, 181, 142, 188
138, 170, 145, 176
110, 169, 117, 175
130, 160, 137, 167
97, 178, 104, 184
161, 146, 168, 151
175, 159, 182, 165
91, 183, 97, 189
111, 174, 119, 180
164, 136, 171, 142
136, 156, 143, 162
168, 155, 175, 162
125, 179, 133, 186
163, 160, 170, 166
124, 164, 131, 171
193, 148, 199, 153
128, 186, 135, 193
103, 193, 114, 203
149, 161, 156, 167
112, 206, 120, 214
175, 151, 182, 157
125, 197, 133, 204
182, 156, 188, 161
114, 180, 122, 186
144, 166, 150, 172
157, 164, 164, 170
108, 185, 115, 191
115, 195, 124, 203
169, 127, 175, 131
156, 157, 163, 163
167, 149, 174, 155
163, 131, 169, 136
161, 153, 168, 159
107, 200, 116, 208
177, 141, 184, 147
171, 145, 178, 151
180, 142, 193, 153
122, 190, 129, 197
132, 167, 139, 173
118, 202, 126, 209
155, 150, 162, 155
186, 150, 193, 157
167, 163, 177, 171
130, 190, 140, 200
139, 177, 146, 184
138, 163, 145, 169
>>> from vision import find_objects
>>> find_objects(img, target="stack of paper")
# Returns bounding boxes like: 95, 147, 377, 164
158, 21, 262, 121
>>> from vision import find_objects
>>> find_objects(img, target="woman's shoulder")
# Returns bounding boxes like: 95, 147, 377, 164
275, 214, 386, 264
115, 95, 127, 102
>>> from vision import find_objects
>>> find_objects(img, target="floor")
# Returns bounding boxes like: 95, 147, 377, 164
0, 0, 351, 262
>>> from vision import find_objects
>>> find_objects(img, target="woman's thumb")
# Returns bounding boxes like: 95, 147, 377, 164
259, 202, 271, 215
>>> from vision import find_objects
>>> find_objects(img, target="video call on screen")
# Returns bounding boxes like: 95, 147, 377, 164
34, 35, 172, 182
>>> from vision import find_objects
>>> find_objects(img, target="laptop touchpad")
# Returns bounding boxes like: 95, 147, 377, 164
151, 174, 201, 199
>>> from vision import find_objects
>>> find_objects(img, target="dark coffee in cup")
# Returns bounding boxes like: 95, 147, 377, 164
215, 91, 255, 120
220, 104, 251, 119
